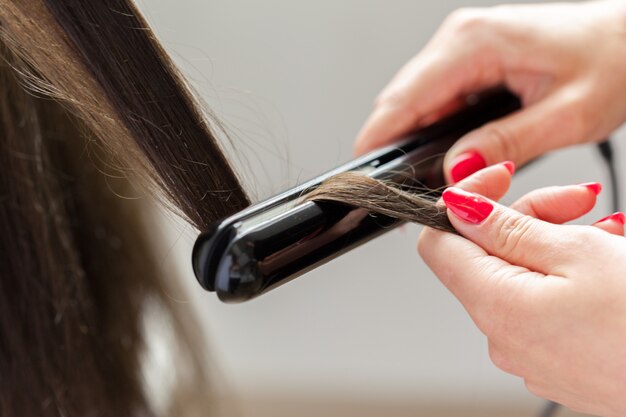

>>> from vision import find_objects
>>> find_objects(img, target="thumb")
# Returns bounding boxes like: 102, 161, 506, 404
444, 90, 587, 183
442, 187, 580, 276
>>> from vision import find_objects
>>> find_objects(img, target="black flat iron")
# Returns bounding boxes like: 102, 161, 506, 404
192, 88, 521, 302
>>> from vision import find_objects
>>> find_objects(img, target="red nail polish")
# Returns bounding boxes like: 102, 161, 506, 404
578, 182, 602, 196
442, 187, 494, 225
501, 161, 515, 175
449, 151, 487, 183
596, 212, 626, 225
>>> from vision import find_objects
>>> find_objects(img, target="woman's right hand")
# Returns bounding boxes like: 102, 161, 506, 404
355, 0, 626, 183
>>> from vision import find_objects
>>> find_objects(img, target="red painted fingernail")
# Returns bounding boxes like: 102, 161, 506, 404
501, 161, 515, 175
442, 187, 494, 225
578, 182, 602, 196
596, 212, 626, 225
449, 151, 487, 183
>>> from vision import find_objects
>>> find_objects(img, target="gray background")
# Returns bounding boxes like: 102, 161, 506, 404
137, 0, 624, 415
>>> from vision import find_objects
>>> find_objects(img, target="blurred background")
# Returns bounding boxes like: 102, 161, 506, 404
137, 1, 625, 416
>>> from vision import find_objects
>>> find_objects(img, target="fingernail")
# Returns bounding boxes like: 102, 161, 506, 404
442, 187, 494, 225
595, 212, 626, 225
501, 161, 515, 175
449, 151, 487, 183
578, 182, 602, 196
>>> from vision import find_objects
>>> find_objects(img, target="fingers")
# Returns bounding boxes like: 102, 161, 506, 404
444, 89, 588, 183
354, 10, 504, 155
441, 187, 582, 276
449, 161, 513, 201
418, 221, 543, 333
419, 186, 578, 333
511, 183, 600, 224
593, 212, 625, 236
509, 181, 624, 236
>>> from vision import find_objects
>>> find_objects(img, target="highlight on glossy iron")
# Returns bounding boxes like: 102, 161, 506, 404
192, 88, 521, 303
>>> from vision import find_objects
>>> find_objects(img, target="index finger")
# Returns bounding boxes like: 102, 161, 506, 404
354, 27, 501, 155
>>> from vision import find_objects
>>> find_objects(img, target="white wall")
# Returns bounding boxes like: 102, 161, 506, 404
137, 0, 624, 410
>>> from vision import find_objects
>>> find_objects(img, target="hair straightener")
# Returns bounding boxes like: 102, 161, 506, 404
192, 88, 521, 302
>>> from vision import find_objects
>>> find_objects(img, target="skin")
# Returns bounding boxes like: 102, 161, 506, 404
354, 1, 626, 415
427, 165, 626, 416
355, 0, 626, 180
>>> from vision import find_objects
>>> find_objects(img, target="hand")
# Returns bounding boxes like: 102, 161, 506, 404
418, 164, 626, 416
355, 0, 626, 183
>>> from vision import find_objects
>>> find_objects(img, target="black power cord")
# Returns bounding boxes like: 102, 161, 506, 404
538, 401, 560, 417
536, 138, 619, 417
598, 140, 620, 213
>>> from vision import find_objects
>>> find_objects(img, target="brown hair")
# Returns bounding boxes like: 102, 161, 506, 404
307, 172, 454, 233
0, 0, 244, 415
0, 1, 451, 416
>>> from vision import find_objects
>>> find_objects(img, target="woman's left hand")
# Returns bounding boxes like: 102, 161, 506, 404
418, 163, 626, 416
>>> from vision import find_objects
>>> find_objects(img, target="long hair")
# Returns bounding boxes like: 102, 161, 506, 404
0, 1, 248, 415
0, 1, 450, 416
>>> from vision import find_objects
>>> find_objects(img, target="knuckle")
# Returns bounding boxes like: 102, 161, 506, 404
559, 90, 596, 142
524, 380, 547, 399
494, 214, 534, 259
445, 7, 489, 33
376, 86, 419, 116
487, 344, 514, 374
417, 227, 444, 262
